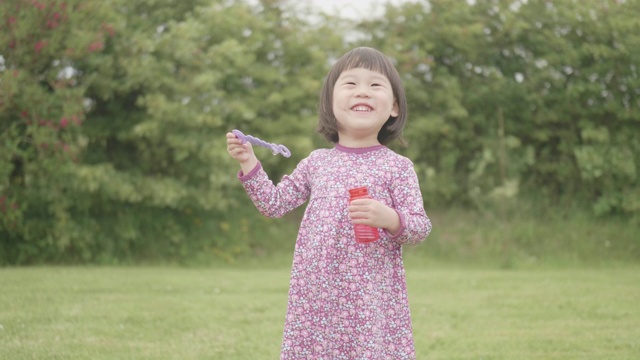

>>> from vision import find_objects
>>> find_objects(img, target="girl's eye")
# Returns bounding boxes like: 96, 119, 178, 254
372, 83, 381, 87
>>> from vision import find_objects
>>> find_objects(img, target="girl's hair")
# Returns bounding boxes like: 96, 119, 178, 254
317, 47, 408, 145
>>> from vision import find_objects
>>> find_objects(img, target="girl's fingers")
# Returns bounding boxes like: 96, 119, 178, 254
226, 132, 244, 145
348, 202, 372, 213
229, 146, 246, 156
349, 199, 372, 206
227, 140, 246, 150
348, 209, 368, 219
226, 134, 249, 146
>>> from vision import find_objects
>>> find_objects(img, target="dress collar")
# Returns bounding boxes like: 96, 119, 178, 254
335, 143, 386, 154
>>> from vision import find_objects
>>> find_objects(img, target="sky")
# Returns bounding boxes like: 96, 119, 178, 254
306, 0, 418, 19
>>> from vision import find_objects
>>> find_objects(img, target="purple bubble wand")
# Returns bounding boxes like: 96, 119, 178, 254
232, 129, 291, 158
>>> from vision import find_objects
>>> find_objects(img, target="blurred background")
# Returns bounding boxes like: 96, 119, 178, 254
1, 0, 639, 267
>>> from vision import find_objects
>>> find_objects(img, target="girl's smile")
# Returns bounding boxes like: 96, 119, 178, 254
352, 103, 374, 112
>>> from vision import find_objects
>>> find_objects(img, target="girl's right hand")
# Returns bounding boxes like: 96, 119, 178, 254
226, 132, 258, 172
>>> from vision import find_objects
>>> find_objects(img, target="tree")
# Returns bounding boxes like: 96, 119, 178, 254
356, 0, 640, 218
1, 0, 346, 264
1, 0, 115, 263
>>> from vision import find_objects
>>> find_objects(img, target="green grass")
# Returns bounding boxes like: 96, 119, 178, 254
1, 264, 639, 359
394, 206, 640, 269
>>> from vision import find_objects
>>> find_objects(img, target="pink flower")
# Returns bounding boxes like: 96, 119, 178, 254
34, 40, 47, 53
102, 23, 116, 37
87, 41, 104, 52
31, 0, 45, 10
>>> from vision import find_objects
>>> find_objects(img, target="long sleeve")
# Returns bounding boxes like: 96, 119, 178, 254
238, 158, 311, 218
385, 157, 432, 245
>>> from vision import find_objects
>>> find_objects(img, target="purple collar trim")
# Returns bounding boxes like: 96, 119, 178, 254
335, 143, 386, 154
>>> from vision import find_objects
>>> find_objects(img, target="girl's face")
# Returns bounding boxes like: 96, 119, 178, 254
332, 67, 399, 145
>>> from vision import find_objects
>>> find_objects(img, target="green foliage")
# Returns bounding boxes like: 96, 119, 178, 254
1, 0, 114, 263
406, 203, 640, 269
358, 0, 640, 218
0, 0, 345, 264
1, 0, 639, 264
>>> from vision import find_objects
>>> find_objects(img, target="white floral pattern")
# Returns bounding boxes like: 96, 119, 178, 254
239, 144, 432, 359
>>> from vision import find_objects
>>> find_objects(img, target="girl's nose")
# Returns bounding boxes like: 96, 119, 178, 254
355, 85, 371, 98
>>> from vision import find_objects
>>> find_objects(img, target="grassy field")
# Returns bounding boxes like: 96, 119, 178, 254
1, 264, 639, 359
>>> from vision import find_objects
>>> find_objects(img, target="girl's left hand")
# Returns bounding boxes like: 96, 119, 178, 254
348, 199, 401, 235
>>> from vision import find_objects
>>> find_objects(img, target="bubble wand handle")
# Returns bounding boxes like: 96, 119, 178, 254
232, 129, 291, 158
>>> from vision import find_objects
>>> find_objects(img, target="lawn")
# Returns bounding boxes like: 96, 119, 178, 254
1, 264, 639, 359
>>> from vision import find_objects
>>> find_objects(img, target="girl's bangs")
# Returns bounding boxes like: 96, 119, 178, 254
340, 51, 389, 75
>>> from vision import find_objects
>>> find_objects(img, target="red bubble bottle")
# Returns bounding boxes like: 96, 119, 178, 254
348, 187, 380, 243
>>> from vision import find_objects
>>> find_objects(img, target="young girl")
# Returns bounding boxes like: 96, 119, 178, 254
226, 47, 432, 359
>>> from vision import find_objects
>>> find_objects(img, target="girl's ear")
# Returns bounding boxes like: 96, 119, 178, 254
391, 101, 399, 117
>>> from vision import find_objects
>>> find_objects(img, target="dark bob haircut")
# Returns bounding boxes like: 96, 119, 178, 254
316, 47, 408, 145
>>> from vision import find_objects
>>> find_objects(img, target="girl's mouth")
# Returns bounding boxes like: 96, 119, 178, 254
351, 104, 373, 112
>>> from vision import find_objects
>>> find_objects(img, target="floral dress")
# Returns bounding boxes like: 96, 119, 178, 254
239, 143, 432, 359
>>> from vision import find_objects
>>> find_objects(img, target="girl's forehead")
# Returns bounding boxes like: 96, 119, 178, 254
338, 67, 390, 80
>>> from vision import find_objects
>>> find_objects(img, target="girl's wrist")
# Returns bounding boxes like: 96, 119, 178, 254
239, 157, 258, 175
383, 206, 401, 235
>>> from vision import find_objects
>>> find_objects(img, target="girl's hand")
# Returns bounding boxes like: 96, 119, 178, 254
226, 132, 258, 174
348, 198, 401, 236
